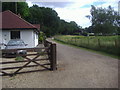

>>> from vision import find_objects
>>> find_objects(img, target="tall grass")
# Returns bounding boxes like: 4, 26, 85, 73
54, 35, 120, 56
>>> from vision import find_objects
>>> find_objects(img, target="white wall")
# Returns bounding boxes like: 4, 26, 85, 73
0, 30, 2, 49
21, 30, 38, 48
1, 30, 38, 49
2, 30, 10, 44
34, 32, 38, 47
21, 30, 34, 48
0, 30, 2, 43
1, 30, 10, 49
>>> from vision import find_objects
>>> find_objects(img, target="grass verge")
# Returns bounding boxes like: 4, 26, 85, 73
53, 39, 120, 59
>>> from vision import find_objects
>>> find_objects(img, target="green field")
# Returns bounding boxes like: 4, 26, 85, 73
54, 35, 120, 56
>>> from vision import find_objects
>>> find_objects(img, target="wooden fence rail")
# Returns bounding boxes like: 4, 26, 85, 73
0, 39, 57, 76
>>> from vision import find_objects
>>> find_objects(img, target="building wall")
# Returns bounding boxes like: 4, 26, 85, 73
0, 30, 2, 44
2, 30, 10, 44
1, 30, 10, 49
0, 30, 3, 49
21, 30, 34, 48
20, 30, 38, 48
1, 30, 38, 49
34, 32, 38, 47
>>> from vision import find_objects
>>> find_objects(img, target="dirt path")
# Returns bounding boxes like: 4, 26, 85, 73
2, 40, 118, 88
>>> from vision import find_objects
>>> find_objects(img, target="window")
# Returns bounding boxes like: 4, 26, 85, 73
11, 31, 20, 39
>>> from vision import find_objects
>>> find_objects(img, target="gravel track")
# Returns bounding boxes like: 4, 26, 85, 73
2, 41, 118, 88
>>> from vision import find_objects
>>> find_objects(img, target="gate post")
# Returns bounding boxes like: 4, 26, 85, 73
50, 43, 57, 71
44, 40, 47, 47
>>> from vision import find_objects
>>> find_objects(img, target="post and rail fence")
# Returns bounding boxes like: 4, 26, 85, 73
54, 36, 120, 56
44, 39, 57, 71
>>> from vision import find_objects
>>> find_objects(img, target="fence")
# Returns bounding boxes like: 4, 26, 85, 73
44, 39, 57, 71
0, 39, 57, 76
54, 36, 120, 55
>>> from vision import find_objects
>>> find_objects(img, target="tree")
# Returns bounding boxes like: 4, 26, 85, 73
2, 2, 29, 18
2, 2, 81, 37
89, 5, 120, 35
26, 5, 61, 37
57, 20, 80, 35
17, 2, 30, 18
28, 5, 43, 24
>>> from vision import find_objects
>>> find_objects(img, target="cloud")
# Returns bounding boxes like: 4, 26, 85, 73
31, 2, 74, 8
98, 0, 118, 11
27, 1, 33, 7
26, 0, 119, 28
55, 7, 91, 28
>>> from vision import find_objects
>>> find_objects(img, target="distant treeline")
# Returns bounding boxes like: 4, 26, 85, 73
2, 2, 81, 37
2, 2, 120, 37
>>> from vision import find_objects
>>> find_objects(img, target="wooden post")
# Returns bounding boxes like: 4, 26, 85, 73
88, 38, 89, 45
98, 39, 101, 47
44, 40, 46, 47
71, 38, 72, 44
81, 39, 82, 45
50, 43, 57, 71
75, 38, 76, 43
115, 40, 118, 47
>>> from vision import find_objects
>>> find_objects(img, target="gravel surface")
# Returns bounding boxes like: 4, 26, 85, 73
2, 40, 118, 88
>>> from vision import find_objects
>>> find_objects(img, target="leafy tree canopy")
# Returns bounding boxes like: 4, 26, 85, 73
87, 5, 120, 35
2, 2, 82, 37
2, 2, 29, 18
91, 5, 120, 35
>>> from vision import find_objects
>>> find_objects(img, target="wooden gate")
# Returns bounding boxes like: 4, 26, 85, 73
0, 40, 57, 76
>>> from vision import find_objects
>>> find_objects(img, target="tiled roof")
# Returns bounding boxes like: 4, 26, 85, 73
0, 10, 38, 29
33, 24, 40, 29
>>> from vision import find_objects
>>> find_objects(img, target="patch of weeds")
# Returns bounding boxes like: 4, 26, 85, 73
38, 52, 45, 55
15, 56, 24, 61
53, 39, 120, 59
9, 76, 16, 80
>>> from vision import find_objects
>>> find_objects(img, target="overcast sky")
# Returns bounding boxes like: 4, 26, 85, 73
26, 0, 119, 28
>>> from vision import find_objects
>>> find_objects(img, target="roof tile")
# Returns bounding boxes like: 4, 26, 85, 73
0, 10, 38, 29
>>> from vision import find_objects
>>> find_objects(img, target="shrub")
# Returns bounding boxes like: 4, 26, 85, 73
82, 32, 88, 36
39, 32, 46, 44
15, 56, 24, 61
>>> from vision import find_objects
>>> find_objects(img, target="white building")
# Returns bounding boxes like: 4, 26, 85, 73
0, 10, 40, 49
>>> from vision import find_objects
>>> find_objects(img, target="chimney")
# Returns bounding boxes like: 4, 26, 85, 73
18, 13, 21, 17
